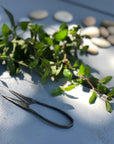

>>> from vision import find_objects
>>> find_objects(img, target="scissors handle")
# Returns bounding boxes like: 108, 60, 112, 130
29, 101, 74, 129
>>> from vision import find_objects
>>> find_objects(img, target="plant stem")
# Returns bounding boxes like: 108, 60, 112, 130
80, 75, 107, 100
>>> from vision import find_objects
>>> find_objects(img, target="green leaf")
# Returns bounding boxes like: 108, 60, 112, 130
2, 24, 11, 37
60, 23, 68, 30
29, 59, 39, 68
80, 45, 88, 55
3, 7, 15, 27
107, 88, 114, 97
105, 100, 113, 113
73, 60, 82, 68
51, 63, 63, 76
89, 91, 97, 104
100, 76, 112, 84
78, 64, 86, 76
20, 21, 29, 31
51, 87, 64, 96
85, 65, 91, 77
6, 58, 16, 75
63, 69, 72, 80
44, 37, 53, 46
64, 84, 76, 91
56, 64, 63, 76
35, 42, 45, 56
107, 96, 112, 101
42, 69, 50, 84
54, 45, 60, 55
89, 77, 99, 87
54, 29, 68, 42
97, 83, 109, 94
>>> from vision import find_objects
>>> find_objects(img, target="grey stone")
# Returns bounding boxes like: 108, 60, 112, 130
107, 26, 114, 35
101, 20, 114, 27
107, 35, 114, 45
54, 11, 73, 23
100, 27, 109, 38
83, 16, 96, 26
29, 10, 48, 20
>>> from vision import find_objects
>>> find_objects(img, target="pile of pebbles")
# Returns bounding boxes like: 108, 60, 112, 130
24, 10, 114, 55
81, 16, 114, 54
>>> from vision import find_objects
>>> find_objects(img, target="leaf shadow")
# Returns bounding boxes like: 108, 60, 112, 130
110, 102, 114, 110
64, 93, 78, 99
0, 80, 8, 88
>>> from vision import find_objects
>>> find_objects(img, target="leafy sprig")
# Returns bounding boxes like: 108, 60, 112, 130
0, 7, 114, 113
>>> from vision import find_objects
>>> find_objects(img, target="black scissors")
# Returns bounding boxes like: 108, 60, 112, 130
2, 90, 73, 129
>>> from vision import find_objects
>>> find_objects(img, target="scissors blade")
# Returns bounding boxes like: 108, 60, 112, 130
2, 95, 29, 109
9, 90, 35, 104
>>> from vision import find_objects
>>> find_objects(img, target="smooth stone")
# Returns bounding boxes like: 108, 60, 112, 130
29, 10, 48, 20
91, 37, 111, 47
83, 16, 96, 26
101, 20, 114, 27
107, 35, 114, 45
54, 11, 73, 23
107, 26, 114, 35
87, 44, 99, 54
82, 39, 98, 54
100, 27, 109, 38
81, 26, 100, 38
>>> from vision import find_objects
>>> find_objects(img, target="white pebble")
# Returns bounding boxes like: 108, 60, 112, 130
54, 11, 73, 23
91, 37, 111, 47
82, 38, 98, 54
81, 26, 100, 38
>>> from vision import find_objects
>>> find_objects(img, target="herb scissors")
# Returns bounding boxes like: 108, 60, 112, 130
2, 90, 73, 129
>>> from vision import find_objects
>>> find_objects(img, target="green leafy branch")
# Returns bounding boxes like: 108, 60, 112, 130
0, 7, 114, 113
52, 61, 114, 113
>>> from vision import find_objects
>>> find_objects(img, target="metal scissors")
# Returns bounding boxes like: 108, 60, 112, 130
1, 90, 74, 129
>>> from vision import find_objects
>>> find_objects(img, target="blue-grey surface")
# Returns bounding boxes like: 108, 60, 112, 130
0, 0, 114, 144
62, 0, 114, 16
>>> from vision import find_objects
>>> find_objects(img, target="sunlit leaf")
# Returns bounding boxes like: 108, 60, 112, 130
64, 84, 76, 91
51, 87, 64, 96
100, 76, 112, 84
78, 64, 86, 76
54, 29, 68, 42
89, 91, 97, 104
56, 64, 63, 75
54, 45, 60, 55
44, 37, 53, 46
